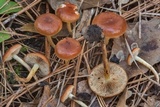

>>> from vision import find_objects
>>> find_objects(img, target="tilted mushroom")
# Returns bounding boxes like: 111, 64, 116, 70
3, 44, 31, 71
56, 2, 80, 33
61, 85, 88, 107
127, 47, 159, 83
34, 13, 62, 48
16, 53, 50, 82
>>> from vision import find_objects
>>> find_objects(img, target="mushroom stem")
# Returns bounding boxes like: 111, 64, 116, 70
104, 37, 110, 45
13, 55, 31, 71
47, 36, 55, 48
68, 94, 88, 107
101, 41, 110, 79
134, 56, 159, 82
65, 60, 69, 66
16, 63, 39, 82
67, 22, 72, 33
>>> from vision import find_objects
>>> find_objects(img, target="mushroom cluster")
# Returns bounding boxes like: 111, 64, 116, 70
3, 44, 50, 83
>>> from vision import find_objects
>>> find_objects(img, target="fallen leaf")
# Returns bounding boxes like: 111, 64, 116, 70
143, 95, 160, 107
116, 88, 132, 107
0, 1, 22, 14
38, 85, 66, 107
77, 80, 92, 95
16, 23, 37, 33
111, 18, 160, 79
47, 0, 111, 10
0, 31, 11, 43
77, 0, 111, 9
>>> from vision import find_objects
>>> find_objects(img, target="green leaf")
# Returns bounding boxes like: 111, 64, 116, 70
0, 1, 22, 14
0, 0, 7, 9
0, 31, 11, 43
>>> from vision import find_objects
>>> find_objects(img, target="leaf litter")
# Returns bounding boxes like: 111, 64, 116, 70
0, 0, 160, 107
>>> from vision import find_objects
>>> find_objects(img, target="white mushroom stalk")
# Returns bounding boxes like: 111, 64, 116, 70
127, 48, 159, 83
3, 44, 31, 71
61, 85, 88, 107
133, 54, 159, 82
68, 94, 88, 107
12, 54, 31, 71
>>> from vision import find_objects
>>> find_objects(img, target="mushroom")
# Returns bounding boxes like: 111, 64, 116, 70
82, 25, 128, 97
127, 47, 159, 82
16, 53, 50, 82
92, 12, 127, 44
56, 2, 80, 33
61, 85, 88, 107
3, 44, 31, 71
34, 13, 62, 48
55, 37, 82, 65
88, 62, 128, 97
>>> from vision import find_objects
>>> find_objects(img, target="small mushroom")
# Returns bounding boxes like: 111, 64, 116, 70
127, 48, 159, 82
92, 12, 127, 44
61, 85, 88, 107
34, 13, 62, 48
56, 2, 80, 33
55, 37, 82, 65
3, 44, 31, 71
16, 53, 50, 82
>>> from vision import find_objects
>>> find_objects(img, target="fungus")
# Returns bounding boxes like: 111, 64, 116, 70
82, 24, 128, 97
55, 37, 82, 65
34, 13, 62, 48
127, 47, 159, 82
61, 85, 88, 107
92, 12, 127, 44
3, 44, 31, 71
56, 2, 80, 33
16, 53, 50, 82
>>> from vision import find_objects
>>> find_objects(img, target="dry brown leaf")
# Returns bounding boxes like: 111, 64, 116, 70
143, 95, 160, 107
116, 88, 132, 107
16, 23, 37, 33
47, 0, 110, 10
38, 85, 66, 107
77, 80, 92, 95
111, 18, 160, 79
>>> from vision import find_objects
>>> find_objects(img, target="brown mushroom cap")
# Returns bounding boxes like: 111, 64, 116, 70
3, 44, 22, 62
34, 13, 62, 36
24, 53, 50, 76
55, 37, 82, 60
92, 12, 127, 38
61, 85, 74, 102
127, 48, 140, 65
88, 62, 128, 98
56, 2, 80, 23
